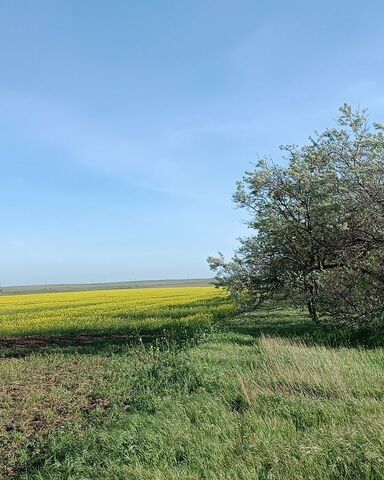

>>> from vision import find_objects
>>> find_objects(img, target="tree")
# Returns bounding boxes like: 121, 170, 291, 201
208, 105, 384, 328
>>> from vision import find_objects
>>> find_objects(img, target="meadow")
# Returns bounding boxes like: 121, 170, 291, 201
1, 287, 384, 479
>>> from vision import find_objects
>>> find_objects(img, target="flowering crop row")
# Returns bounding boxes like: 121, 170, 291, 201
0, 287, 233, 337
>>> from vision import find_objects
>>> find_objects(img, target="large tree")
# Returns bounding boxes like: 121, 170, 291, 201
209, 105, 384, 328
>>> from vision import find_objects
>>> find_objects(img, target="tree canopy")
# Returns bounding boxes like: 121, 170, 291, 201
209, 105, 384, 329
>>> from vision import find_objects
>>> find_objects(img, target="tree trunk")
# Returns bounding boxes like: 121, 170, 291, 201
307, 283, 319, 323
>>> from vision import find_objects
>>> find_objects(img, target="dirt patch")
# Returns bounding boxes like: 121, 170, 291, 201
0, 333, 156, 349
0, 357, 118, 478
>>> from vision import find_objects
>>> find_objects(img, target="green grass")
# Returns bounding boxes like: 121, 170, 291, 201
1, 292, 384, 479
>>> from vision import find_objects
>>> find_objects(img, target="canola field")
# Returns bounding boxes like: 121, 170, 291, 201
0, 287, 232, 337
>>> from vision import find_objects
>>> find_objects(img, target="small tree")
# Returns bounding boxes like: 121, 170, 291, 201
209, 105, 384, 328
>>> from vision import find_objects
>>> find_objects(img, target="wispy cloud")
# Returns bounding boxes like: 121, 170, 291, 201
0, 88, 255, 199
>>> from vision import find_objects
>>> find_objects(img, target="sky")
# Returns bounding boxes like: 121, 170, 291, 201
1, 0, 384, 286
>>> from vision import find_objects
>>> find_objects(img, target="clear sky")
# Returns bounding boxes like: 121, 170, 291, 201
1, 0, 383, 286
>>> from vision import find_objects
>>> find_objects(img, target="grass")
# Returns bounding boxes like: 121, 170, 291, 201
1, 288, 384, 479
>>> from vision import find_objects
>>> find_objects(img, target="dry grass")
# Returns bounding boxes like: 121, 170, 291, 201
240, 334, 384, 401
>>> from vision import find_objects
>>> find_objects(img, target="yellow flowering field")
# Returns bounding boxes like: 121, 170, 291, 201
0, 287, 232, 337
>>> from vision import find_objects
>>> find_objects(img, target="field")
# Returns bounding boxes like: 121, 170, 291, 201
0, 278, 212, 296
0, 287, 229, 337
1, 287, 384, 479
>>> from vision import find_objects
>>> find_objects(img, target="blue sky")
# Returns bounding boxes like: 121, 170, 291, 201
1, 0, 384, 286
